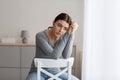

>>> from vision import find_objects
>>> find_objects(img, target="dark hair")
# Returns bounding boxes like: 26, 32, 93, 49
53, 13, 72, 25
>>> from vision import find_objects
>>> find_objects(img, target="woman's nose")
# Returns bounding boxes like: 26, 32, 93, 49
59, 27, 64, 32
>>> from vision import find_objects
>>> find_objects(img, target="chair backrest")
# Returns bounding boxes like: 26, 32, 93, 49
34, 57, 74, 80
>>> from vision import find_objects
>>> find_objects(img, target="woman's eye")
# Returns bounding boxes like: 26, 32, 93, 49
57, 23, 63, 27
57, 23, 68, 31
64, 27, 68, 31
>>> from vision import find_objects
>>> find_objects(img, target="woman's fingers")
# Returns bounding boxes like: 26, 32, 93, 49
71, 22, 79, 33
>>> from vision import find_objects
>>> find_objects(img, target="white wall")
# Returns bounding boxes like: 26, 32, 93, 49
82, 0, 120, 80
0, 0, 83, 50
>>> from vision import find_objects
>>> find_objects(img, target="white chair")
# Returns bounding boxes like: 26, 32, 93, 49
34, 57, 74, 80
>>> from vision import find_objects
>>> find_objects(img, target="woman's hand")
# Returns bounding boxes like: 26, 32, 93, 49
68, 22, 79, 33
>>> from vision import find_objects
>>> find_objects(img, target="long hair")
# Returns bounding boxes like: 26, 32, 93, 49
53, 13, 72, 25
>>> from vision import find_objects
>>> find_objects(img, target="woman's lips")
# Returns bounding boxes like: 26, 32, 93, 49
56, 32, 61, 36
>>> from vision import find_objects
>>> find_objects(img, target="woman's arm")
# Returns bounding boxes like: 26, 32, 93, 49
62, 34, 74, 58
62, 22, 78, 58
36, 33, 70, 59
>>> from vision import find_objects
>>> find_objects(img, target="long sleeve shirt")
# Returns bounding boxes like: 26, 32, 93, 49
29, 31, 74, 73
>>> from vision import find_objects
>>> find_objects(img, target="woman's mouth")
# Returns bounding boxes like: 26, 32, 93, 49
56, 32, 62, 36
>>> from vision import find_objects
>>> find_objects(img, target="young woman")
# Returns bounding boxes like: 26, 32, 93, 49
26, 13, 79, 80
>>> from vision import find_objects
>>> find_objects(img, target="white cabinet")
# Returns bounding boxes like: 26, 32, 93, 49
0, 45, 35, 80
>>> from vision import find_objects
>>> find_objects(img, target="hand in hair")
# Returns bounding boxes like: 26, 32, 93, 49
68, 22, 79, 33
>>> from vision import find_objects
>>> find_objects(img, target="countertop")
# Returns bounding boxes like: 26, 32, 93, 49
0, 43, 76, 47
0, 43, 35, 46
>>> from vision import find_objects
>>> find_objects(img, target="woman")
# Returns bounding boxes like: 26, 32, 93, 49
26, 13, 79, 80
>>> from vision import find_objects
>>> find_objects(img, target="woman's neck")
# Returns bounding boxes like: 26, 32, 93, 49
47, 28, 59, 45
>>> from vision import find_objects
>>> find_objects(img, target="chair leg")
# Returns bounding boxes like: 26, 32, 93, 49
37, 63, 41, 80
68, 62, 72, 80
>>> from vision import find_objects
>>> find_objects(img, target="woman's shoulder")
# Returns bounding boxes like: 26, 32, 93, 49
36, 30, 47, 39
36, 30, 44, 36
36, 30, 44, 35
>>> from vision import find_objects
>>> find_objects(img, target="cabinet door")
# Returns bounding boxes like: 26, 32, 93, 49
0, 46, 20, 67
21, 68, 30, 80
0, 68, 20, 80
21, 46, 35, 68
21, 46, 35, 80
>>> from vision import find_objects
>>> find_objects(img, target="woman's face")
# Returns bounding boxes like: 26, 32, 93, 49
53, 20, 69, 38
